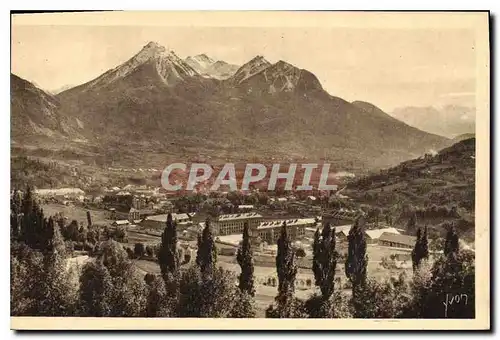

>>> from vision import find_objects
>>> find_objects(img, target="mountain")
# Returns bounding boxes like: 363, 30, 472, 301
185, 54, 239, 80
15, 41, 450, 169
233, 60, 323, 95
10, 74, 82, 141
83, 41, 199, 90
390, 105, 475, 138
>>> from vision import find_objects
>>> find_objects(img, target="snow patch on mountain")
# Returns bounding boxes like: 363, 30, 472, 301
185, 54, 239, 80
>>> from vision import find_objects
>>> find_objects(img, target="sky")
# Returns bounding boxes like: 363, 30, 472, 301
11, 22, 477, 112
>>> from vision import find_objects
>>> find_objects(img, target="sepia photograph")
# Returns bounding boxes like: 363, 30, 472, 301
9, 11, 490, 330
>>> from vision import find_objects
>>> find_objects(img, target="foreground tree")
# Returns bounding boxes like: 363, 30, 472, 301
407, 212, 417, 235
266, 222, 305, 318
236, 222, 255, 296
404, 228, 475, 318
79, 261, 113, 316
411, 226, 429, 272
196, 219, 217, 279
144, 274, 175, 317
34, 217, 77, 316
345, 215, 368, 317
11, 244, 44, 315
177, 265, 237, 317
307, 223, 339, 317
158, 213, 180, 279
444, 224, 460, 256
79, 241, 147, 316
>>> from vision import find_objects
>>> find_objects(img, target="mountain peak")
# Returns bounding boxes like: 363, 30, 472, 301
143, 41, 164, 50
231, 55, 271, 84
275, 60, 292, 66
82, 42, 198, 89
194, 54, 215, 63
135, 41, 173, 61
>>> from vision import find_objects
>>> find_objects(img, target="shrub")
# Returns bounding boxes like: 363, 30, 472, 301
134, 243, 145, 259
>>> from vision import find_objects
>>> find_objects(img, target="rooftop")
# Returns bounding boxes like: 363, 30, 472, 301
143, 213, 191, 223
257, 218, 317, 230
365, 227, 400, 240
378, 232, 416, 247
113, 220, 130, 225
216, 234, 243, 246
238, 205, 254, 209
35, 188, 85, 195
217, 212, 263, 221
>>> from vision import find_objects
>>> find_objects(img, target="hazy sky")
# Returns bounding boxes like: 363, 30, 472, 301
11, 24, 476, 112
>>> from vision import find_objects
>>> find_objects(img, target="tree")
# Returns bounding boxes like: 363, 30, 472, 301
312, 223, 338, 300
79, 260, 113, 316
158, 213, 180, 281
407, 212, 417, 234
411, 226, 429, 272
352, 275, 412, 318
345, 215, 368, 317
236, 222, 255, 296
305, 290, 352, 318
230, 291, 257, 318
11, 244, 44, 316
268, 222, 300, 318
144, 274, 175, 317
92, 240, 147, 316
425, 249, 475, 318
295, 248, 306, 258
86, 211, 93, 227
196, 219, 217, 279
62, 220, 80, 242
134, 243, 145, 258
444, 225, 460, 256
177, 265, 237, 317
33, 217, 77, 316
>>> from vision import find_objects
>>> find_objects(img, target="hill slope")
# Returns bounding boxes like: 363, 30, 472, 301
10, 74, 83, 142
345, 138, 475, 240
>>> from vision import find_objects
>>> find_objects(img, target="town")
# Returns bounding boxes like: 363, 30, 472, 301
25, 178, 446, 315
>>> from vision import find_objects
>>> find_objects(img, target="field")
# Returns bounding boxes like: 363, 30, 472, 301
41, 203, 113, 225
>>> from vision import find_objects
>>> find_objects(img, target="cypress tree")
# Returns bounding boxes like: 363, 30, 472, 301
274, 221, 298, 317
312, 223, 338, 300
86, 211, 93, 228
158, 213, 179, 280
407, 212, 417, 234
11, 190, 22, 239
196, 218, 217, 279
345, 216, 368, 301
312, 228, 321, 286
196, 233, 203, 266
422, 225, 429, 258
412, 226, 429, 272
444, 224, 459, 256
236, 222, 255, 296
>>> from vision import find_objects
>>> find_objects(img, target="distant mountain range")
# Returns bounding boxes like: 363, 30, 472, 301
185, 53, 239, 80
11, 41, 451, 170
390, 105, 475, 138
